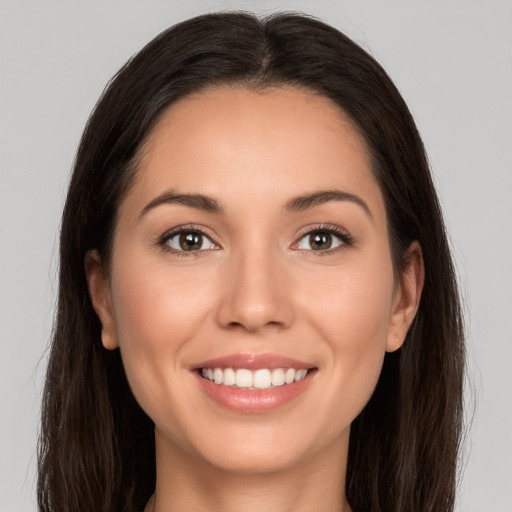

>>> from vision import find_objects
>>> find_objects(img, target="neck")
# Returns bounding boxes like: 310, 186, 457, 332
150, 429, 352, 512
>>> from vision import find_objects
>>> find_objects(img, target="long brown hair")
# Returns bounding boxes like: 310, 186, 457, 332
38, 12, 465, 512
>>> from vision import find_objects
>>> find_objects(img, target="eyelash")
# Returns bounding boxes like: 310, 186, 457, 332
157, 223, 354, 257
158, 224, 219, 257
293, 224, 354, 254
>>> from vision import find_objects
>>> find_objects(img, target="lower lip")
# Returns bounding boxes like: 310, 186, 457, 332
195, 371, 315, 413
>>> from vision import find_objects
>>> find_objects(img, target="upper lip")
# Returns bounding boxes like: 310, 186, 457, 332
193, 353, 314, 370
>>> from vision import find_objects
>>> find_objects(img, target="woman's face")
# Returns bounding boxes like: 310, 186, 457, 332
88, 86, 420, 474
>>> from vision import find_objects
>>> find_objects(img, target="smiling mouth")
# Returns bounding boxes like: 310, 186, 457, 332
200, 367, 310, 390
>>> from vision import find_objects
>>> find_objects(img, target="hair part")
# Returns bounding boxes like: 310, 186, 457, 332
38, 11, 465, 512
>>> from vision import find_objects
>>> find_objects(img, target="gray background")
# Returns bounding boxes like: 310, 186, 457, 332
1, 1, 511, 511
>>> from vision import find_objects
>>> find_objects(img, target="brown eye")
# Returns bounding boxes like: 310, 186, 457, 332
310, 232, 333, 250
179, 232, 203, 251
296, 230, 344, 251
165, 230, 216, 252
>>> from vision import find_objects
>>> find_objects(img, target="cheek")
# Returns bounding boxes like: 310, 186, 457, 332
111, 253, 213, 341
301, 255, 395, 417
108, 255, 214, 409
305, 252, 394, 343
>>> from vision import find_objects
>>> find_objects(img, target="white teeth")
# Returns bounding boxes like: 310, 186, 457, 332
271, 368, 285, 386
213, 368, 223, 384
253, 369, 272, 389
235, 369, 253, 388
285, 368, 296, 384
223, 367, 236, 386
201, 367, 309, 389
295, 369, 308, 381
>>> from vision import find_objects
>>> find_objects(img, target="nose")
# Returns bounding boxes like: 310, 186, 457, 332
216, 248, 294, 333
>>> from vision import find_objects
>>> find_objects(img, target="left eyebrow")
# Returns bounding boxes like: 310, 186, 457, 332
285, 190, 373, 219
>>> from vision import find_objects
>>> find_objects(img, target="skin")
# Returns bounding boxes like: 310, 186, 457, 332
87, 86, 424, 512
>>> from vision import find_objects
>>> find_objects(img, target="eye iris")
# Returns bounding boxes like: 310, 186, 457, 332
179, 232, 202, 251
310, 232, 332, 250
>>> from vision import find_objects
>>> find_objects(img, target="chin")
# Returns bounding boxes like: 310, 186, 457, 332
183, 420, 346, 476
203, 445, 304, 475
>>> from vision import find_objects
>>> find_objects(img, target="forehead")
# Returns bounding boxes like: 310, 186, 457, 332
120, 85, 385, 223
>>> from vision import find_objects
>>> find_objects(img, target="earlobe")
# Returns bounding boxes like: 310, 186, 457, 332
386, 241, 425, 352
85, 250, 119, 350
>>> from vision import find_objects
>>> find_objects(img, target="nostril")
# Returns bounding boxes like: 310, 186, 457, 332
215, 268, 294, 331
226, 318, 285, 333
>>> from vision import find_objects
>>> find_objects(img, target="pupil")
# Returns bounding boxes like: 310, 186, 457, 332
179, 232, 202, 251
311, 232, 331, 250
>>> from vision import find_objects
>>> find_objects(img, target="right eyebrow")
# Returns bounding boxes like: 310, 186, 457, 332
139, 190, 224, 220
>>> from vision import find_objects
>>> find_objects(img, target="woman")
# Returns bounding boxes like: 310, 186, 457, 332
37, 11, 465, 512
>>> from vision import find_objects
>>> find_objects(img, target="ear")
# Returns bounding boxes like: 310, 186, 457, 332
85, 250, 119, 350
386, 241, 425, 352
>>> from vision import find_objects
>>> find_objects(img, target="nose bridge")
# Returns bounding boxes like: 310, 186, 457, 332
217, 240, 292, 332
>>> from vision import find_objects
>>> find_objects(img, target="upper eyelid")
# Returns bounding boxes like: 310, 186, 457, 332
157, 223, 353, 249
291, 224, 354, 249
294, 223, 352, 239
158, 224, 221, 248
160, 224, 217, 239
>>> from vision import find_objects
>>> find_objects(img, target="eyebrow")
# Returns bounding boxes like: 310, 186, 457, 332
139, 188, 371, 219
140, 190, 224, 218
285, 190, 372, 218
